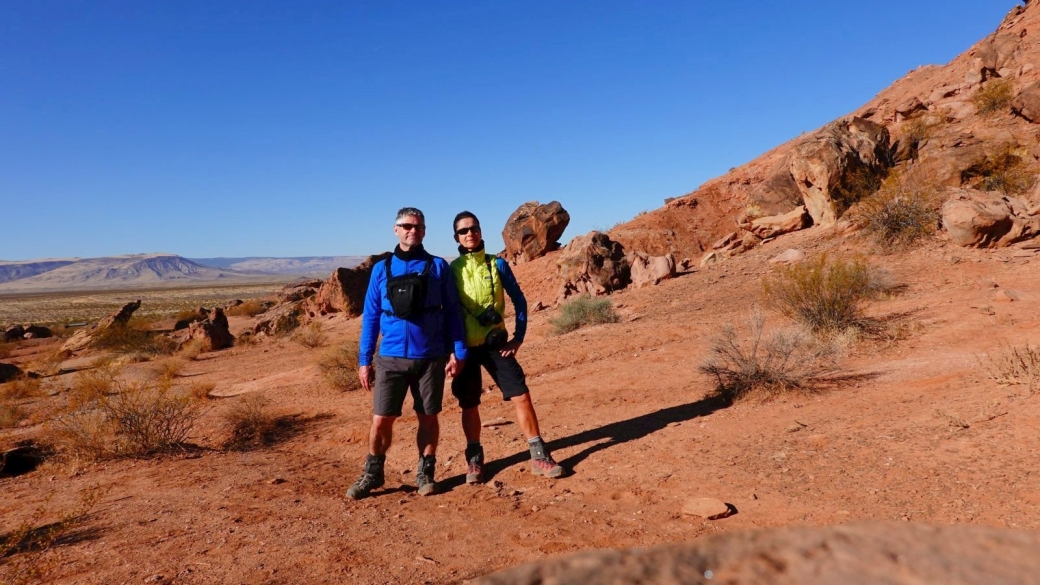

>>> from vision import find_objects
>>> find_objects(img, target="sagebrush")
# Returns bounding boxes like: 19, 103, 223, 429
961, 145, 1037, 195
226, 299, 270, 318
700, 312, 839, 401
222, 393, 281, 450
973, 78, 1014, 115
854, 172, 939, 248
550, 295, 620, 334
295, 322, 327, 349
317, 344, 361, 391
763, 254, 882, 334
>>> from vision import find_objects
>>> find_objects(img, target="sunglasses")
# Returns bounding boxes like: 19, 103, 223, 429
396, 223, 426, 231
455, 226, 481, 236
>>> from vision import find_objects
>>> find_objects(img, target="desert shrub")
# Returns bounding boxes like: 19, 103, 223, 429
235, 331, 257, 346
178, 339, 206, 360
89, 323, 177, 357
901, 117, 932, 143
973, 78, 1014, 115
855, 173, 939, 248
188, 381, 216, 401
700, 312, 839, 401
26, 350, 68, 377
1, 376, 44, 400
0, 403, 27, 428
832, 164, 886, 215
68, 365, 119, 409
294, 322, 327, 349
172, 308, 203, 323
226, 299, 270, 318
763, 254, 882, 334
50, 378, 200, 460
550, 295, 620, 334
961, 145, 1037, 195
983, 342, 1040, 396
153, 358, 185, 384
317, 344, 361, 391
222, 393, 280, 450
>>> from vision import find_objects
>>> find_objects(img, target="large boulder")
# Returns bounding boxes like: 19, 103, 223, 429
474, 522, 1040, 585
503, 201, 570, 264
3, 325, 25, 343
252, 302, 304, 337
942, 188, 1040, 247
62, 300, 142, 352
1011, 81, 1040, 123
627, 251, 675, 288
744, 206, 811, 239
556, 232, 630, 300
308, 252, 392, 317
789, 118, 892, 226
184, 308, 234, 351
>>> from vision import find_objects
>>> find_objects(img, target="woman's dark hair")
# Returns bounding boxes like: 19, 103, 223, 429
453, 211, 480, 232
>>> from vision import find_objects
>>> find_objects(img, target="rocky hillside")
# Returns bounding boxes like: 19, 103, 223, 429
0, 254, 269, 293
606, 2, 1040, 262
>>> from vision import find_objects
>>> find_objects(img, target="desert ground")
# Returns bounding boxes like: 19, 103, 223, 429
2, 227, 1039, 584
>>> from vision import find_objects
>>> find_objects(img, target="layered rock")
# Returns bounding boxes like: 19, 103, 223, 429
503, 201, 570, 264
308, 252, 392, 317
556, 232, 630, 300
62, 300, 142, 352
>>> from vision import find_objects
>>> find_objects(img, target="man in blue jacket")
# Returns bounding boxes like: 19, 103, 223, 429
346, 207, 468, 500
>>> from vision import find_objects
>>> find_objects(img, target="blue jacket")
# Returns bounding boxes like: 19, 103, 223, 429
359, 246, 468, 366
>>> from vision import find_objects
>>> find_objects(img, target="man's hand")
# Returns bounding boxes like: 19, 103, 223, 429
499, 338, 522, 358
359, 365, 374, 391
445, 354, 465, 377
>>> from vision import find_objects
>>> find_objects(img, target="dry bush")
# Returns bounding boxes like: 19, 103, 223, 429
222, 393, 279, 450
172, 308, 203, 322
0, 403, 27, 428
901, 117, 937, 143
983, 342, 1040, 396
317, 344, 361, 391
550, 295, 620, 334
854, 172, 940, 248
188, 381, 216, 401
763, 254, 882, 334
89, 323, 177, 357
235, 331, 257, 347
700, 312, 839, 401
1, 376, 44, 401
178, 339, 206, 360
961, 145, 1037, 195
973, 78, 1014, 115
26, 350, 68, 377
226, 299, 270, 318
0, 485, 103, 585
294, 322, 328, 349
50, 379, 201, 460
832, 164, 886, 216
68, 365, 119, 409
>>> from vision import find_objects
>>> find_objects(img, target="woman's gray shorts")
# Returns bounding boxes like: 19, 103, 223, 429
373, 355, 447, 417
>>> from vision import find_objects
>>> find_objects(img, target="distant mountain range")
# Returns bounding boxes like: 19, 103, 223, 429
0, 254, 367, 293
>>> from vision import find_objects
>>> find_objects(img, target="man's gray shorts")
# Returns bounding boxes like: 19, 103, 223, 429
373, 355, 447, 417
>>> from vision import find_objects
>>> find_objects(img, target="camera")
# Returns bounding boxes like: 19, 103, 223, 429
475, 307, 503, 327
485, 328, 508, 350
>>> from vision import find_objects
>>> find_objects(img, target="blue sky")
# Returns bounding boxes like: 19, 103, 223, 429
0, 1, 1014, 260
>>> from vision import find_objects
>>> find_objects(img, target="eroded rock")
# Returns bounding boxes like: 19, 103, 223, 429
627, 251, 675, 288
942, 188, 1040, 247
308, 252, 392, 317
62, 300, 142, 353
556, 232, 630, 300
503, 201, 571, 265
185, 308, 234, 351
745, 206, 811, 239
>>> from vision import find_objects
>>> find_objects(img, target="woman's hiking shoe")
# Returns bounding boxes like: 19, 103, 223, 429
465, 445, 485, 485
531, 456, 563, 478
345, 472, 384, 500
416, 454, 437, 496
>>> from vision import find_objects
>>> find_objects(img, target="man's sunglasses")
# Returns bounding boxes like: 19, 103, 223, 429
396, 223, 426, 231
455, 226, 481, 236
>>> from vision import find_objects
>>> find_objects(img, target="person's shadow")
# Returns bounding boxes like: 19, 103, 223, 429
440, 393, 730, 490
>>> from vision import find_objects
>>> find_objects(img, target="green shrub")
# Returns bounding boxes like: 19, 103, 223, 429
317, 344, 361, 391
700, 312, 839, 401
973, 78, 1014, 115
763, 254, 880, 333
550, 296, 620, 334
855, 173, 939, 248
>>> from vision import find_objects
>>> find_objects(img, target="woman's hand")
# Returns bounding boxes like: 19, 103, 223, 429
499, 338, 522, 358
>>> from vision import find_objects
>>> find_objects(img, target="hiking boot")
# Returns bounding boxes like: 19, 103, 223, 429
346, 454, 385, 500
465, 444, 485, 485
531, 455, 564, 478
416, 454, 437, 496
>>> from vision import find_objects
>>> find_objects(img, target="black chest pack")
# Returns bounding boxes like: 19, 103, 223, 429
384, 254, 439, 320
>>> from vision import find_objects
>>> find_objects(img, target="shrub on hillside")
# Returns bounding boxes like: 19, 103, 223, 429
961, 145, 1037, 195
1, 375, 44, 401
973, 78, 1014, 115
317, 344, 361, 391
226, 299, 270, 318
550, 295, 620, 334
700, 312, 839, 401
68, 364, 119, 409
983, 342, 1040, 396
854, 173, 939, 248
763, 254, 882, 334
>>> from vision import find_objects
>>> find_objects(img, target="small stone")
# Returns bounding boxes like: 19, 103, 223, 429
269, 477, 286, 485
682, 497, 733, 520
532, 505, 541, 512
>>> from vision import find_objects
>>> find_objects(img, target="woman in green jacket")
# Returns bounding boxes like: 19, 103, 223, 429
449, 211, 564, 484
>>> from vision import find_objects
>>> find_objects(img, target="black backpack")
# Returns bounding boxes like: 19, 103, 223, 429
384, 254, 434, 320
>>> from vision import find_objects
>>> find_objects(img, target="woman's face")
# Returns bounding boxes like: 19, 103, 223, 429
455, 217, 482, 251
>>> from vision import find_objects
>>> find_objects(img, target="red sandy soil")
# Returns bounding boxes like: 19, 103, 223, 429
3, 227, 1040, 584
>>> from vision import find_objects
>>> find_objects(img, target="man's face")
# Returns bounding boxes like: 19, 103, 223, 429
394, 214, 426, 250
454, 217, 482, 251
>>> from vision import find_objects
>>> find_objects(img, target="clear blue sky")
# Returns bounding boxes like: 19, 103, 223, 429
0, 1, 1015, 260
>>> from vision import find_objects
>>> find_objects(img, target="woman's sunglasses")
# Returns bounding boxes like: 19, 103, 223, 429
456, 226, 481, 236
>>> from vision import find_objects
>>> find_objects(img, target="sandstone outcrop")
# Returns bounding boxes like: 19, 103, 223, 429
308, 252, 392, 317
942, 188, 1040, 247
503, 201, 570, 265
1012, 81, 1040, 122
62, 300, 142, 352
174, 308, 209, 331
627, 251, 675, 288
277, 281, 322, 304
474, 523, 1040, 585
184, 308, 234, 351
252, 302, 304, 337
744, 206, 811, 239
556, 232, 630, 300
